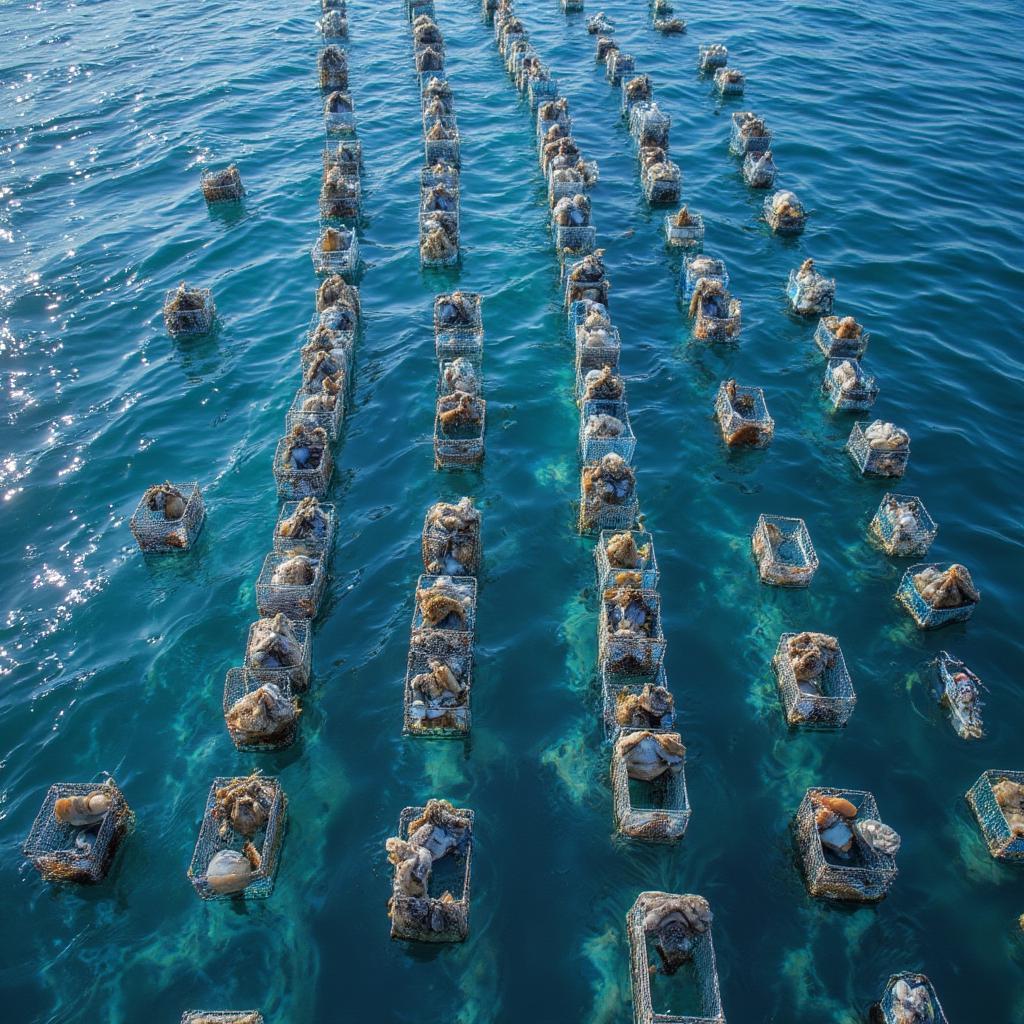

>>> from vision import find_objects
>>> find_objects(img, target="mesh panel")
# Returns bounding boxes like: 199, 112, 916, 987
664, 212, 705, 249
607, 52, 635, 86
714, 383, 773, 447
693, 298, 742, 342
285, 385, 345, 442
846, 422, 908, 477
877, 974, 949, 1024
555, 224, 597, 256
200, 170, 244, 204
628, 103, 671, 148
273, 434, 334, 500
966, 771, 1024, 860
823, 358, 878, 411
599, 588, 667, 674
575, 323, 621, 373
742, 151, 776, 188
595, 529, 659, 591
402, 640, 472, 738
934, 651, 985, 740
562, 0, 585, 10
410, 574, 477, 653
580, 399, 636, 462
421, 164, 459, 190
537, 110, 571, 144
813, 317, 868, 358
642, 162, 682, 205
580, 487, 639, 535
421, 509, 482, 576
324, 104, 356, 136
163, 288, 215, 337
698, 44, 729, 74
528, 76, 559, 109
130, 481, 206, 552
729, 113, 772, 156
681, 255, 728, 298
424, 117, 461, 166
244, 617, 311, 692
434, 398, 486, 468
311, 230, 359, 277
434, 292, 482, 336
612, 740, 690, 841
764, 193, 807, 236
896, 563, 978, 629
772, 633, 856, 728
256, 551, 328, 620
323, 139, 362, 174
273, 500, 337, 557
713, 67, 745, 95
752, 515, 819, 587
319, 173, 360, 219
222, 669, 301, 752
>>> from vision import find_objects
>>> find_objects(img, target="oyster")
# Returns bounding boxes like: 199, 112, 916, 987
54, 789, 111, 827
271, 552, 316, 587
247, 613, 302, 669
278, 496, 329, 541
643, 893, 712, 974
912, 564, 979, 609
616, 730, 685, 782
144, 482, 186, 521
212, 774, 276, 839
225, 682, 300, 744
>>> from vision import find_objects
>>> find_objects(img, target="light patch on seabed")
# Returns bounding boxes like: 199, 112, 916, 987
950, 813, 1011, 886
534, 455, 574, 489
422, 740, 472, 794
560, 588, 596, 693
779, 944, 860, 1023
583, 924, 629, 1024
453, 938, 503, 1024
541, 719, 602, 806
759, 732, 827, 808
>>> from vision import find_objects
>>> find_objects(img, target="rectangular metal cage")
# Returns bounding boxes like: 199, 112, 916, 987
846, 421, 909, 477
612, 732, 690, 842
869, 494, 937, 558
965, 770, 1024, 861
222, 669, 301, 752
772, 633, 856, 729
256, 550, 328, 620
896, 563, 978, 629
752, 514, 819, 587
130, 481, 205, 553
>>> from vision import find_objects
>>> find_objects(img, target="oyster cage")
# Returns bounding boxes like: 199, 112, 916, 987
323, 138, 362, 174
324, 96, 356, 135
528, 75, 559, 109
434, 397, 486, 469
421, 162, 460, 191
410, 573, 477, 653
580, 398, 637, 462
424, 117, 461, 165
579, 477, 639, 535
612, 731, 690, 842
693, 295, 742, 343
869, 494, 937, 558
714, 382, 773, 447
421, 505, 482, 576
742, 151, 776, 189
896, 562, 978, 629
729, 112, 772, 156
200, 167, 244, 203
130, 480, 205, 553
319, 174, 361, 221
555, 223, 597, 257
934, 650, 986, 740
713, 67, 745, 95
433, 291, 483, 341
595, 529, 659, 591
814, 316, 868, 359
627, 891, 726, 1024
256, 551, 328, 620
311, 228, 359, 277
752, 514, 819, 587
874, 973, 949, 1024
187, 777, 287, 900
402, 638, 473, 738
222, 669, 301, 752
181, 1014, 264, 1024
965, 770, 1024, 861
23, 779, 133, 884
697, 43, 728, 74
664, 211, 705, 249
601, 665, 673, 741
787, 267, 835, 317
823, 358, 879, 412
163, 287, 215, 337
549, 165, 596, 205
244, 617, 311, 691
642, 161, 682, 205
273, 433, 334, 500
846, 421, 909, 477
285, 385, 345, 442
773, 633, 856, 729
575, 322, 622, 373
794, 788, 898, 901
599, 587, 667, 675
273, 500, 337, 557
764, 192, 807, 236
390, 805, 474, 942
629, 102, 671, 148
682, 254, 729, 298
608, 52, 635, 87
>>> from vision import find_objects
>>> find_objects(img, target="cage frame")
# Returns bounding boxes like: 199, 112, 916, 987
763, 192, 807, 236
664, 211, 705, 249
311, 227, 359, 277
628, 101, 671, 148
200, 167, 244, 204
934, 649, 985, 740
874, 973, 949, 1024
323, 92, 357, 135
410, 573, 477, 653
612, 731, 690, 842
595, 528, 659, 591
693, 294, 742, 343
528, 74, 559, 110
714, 381, 773, 448
273, 500, 337, 558
869, 494, 937, 558
772, 633, 856, 729
319, 170, 361, 221
751, 514, 819, 587
402, 635, 473, 738
846, 421, 909, 478
813, 316, 868, 359
323, 138, 362, 174
742, 150, 777, 189
607, 51, 636, 87
580, 398, 637, 462
256, 550, 328, 621
896, 562, 979, 629
317, 48, 348, 91
285, 384, 345, 442
130, 480, 205, 553
787, 267, 836, 317
642, 160, 682, 205
222, 669, 301, 752
965, 770, 1024, 861
697, 43, 728, 74
580, 467, 639, 535
244, 616, 311, 692
272, 431, 334, 500
421, 503, 482, 576
163, 287, 215, 337
420, 213, 460, 269
599, 586, 667, 675
423, 115, 461, 166
729, 112, 772, 156
822, 358, 878, 412
681, 254, 728, 298
555, 223, 597, 257
421, 162, 460, 191
317, 8, 348, 39
434, 395, 486, 469
713, 66, 745, 95
601, 664, 673, 741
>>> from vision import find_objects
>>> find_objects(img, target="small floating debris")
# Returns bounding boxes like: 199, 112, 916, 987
965, 770, 1024, 861
627, 892, 725, 1022
223, 674, 301, 752
823, 358, 879, 411
188, 774, 286, 899
715, 379, 773, 447
580, 398, 636, 462
794, 787, 900, 901
422, 497, 481, 575
256, 548, 327, 620
815, 313, 867, 358
612, 731, 689, 841
163, 282, 214, 337
23, 778, 132, 884
607, 50, 635, 86
434, 391, 486, 468
565, 249, 610, 306
580, 453, 638, 533
933, 650, 986, 740
595, 528, 659, 590
317, 8, 348, 38
654, 18, 686, 34
273, 423, 334, 499
714, 66, 745, 95
180, 1012, 264, 1024
200, 164, 244, 204
386, 799, 473, 942
323, 90, 356, 134
896, 562, 979, 630
575, 306, 622, 371
788, 258, 835, 315
752, 514, 818, 587
600, 586, 666, 674
411, 574, 476, 650
773, 632, 856, 728
764, 189, 807, 236
403, 637, 471, 737
730, 111, 771, 156
689, 279, 742, 341
847, 420, 910, 477
872, 973, 949, 1024
663, 204, 705, 248
743, 149, 777, 188
311, 224, 359, 276
621, 73, 653, 116
869, 494, 937, 557
130, 480, 205, 552
698, 42, 728, 74
245, 613, 310, 690
274, 497, 336, 556
629, 101, 671, 148
587, 12, 614, 35
318, 45, 348, 90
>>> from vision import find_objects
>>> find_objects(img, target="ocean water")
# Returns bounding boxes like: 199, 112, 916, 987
1, 0, 1023, 1020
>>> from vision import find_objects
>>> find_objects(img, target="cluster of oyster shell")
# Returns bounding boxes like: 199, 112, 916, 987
416, 576, 472, 630
643, 893, 712, 975
278, 496, 330, 542
616, 730, 685, 782
583, 452, 635, 503
225, 682, 300, 746
284, 423, 328, 471
624, 74, 652, 103
863, 420, 909, 450
552, 194, 590, 227
423, 497, 480, 575
992, 778, 1024, 835
912, 564, 979, 609
247, 613, 302, 670
811, 792, 901, 858
890, 977, 936, 1024
271, 551, 317, 587
615, 682, 673, 729
144, 482, 186, 521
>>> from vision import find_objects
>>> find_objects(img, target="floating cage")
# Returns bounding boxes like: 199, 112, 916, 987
187, 777, 287, 900
642, 160, 682, 205
580, 464, 639, 534
130, 481, 205, 552
965, 770, 1024, 861
664, 210, 705, 249
389, 805, 473, 942
714, 381, 773, 447
415, 48, 446, 77
422, 501, 482, 576
814, 315, 868, 359
698, 42, 728, 74
713, 67, 745, 95
549, 162, 599, 204
846, 421, 909, 478
627, 891, 726, 1024
22, 779, 132, 884
794, 788, 898, 901
568, 297, 609, 334
407, 0, 434, 18
873, 973, 949, 1024
729, 112, 771, 156
181, 1013, 264, 1024
788, 264, 835, 316
565, 272, 610, 309
575, 320, 622, 373
742, 150, 777, 188
681, 254, 728, 298
323, 138, 362, 174
823, 358, 879, 411
411, 574, 477, 652
402, 637, 472, 737
434, 394, 486, 469
752, 514, 818, 587
595, 528, 659, 590
317, 8, 348, 38
434, 298, 483, 359
691, 288, 742, 343
424, 116, 461, 165
654, 17, 687, 34
323, 92, 356, 134
896, 562, 979, 629
421, 162, 460, 190
595, 36, 619, 64
163, 286, 214, 337
764, 190, 807, 236
772, 633, 856, 728
622, 76, 654, 117
629, 102, 671, 148
607, 51, 635, 86
255, 550, 327, 620
934, 650, 986, 740
601, 665, 673, 741
575, 362, 626, 408
244, 616, 311, 691
580, 398, 636, 462
272, 429, 334, 499
318, 47, 348, 90
528, 75, 559, 109
870, 494, 937, 558
200, 165, 244, 204
311, 226, 359, 277
319, 171, 360, 220
420, 213, 460, 269
222, 670, 301, 752
273, 500, 337, 557
599, 587, 667, 674
285, 384, 344, 442
562, 0, 585, 11
537, 106, 571, 143
437, 354, 482, 399
555, 223, 597, 257
612, 732, 690, 842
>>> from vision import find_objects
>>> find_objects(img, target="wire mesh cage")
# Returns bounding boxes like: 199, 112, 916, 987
422, 499, 482, 576
318, 46, 348, 90
23, 778, 133, 884
713, 67, 745, 95
697, 43, 728, 74
515, 55, 546, 93
788, 264, 835, 316
222, 670, 302, 752
664, 210, 705, 249
407, 0, 434, 19
742, 150, 777, 188
434, 394, 485, 469
402, 636, 472, 738
607, 51, 635, 86
506, 41, 533, 81
642, 160, 682, 205
896, 562, 979, 629
415, 48, 446, 78
434, 290, 482, 341
130, 481, 205, 552
752, 514, 819, 587
873, 973, 949, 1024
601, 666, 674, 740
715, 381, 774, 447
629, 102, 671, 148
764, 190, 807, 236
273, 426, 334, 499
621, 74, 653, 117
438, 355, 482, 400
200, 165, 244, 204
612, 731, 690, 842
421, 162, 460, 191
568, 297, 610, 335
180, 1013, 265, 1024
421, 75, 454, 115
311, 226, 359, 277
187, 776, 287, 900
580, 398, 636, 462
580, 459, 639, 534
823, 358, 879, 412
256, 550, 327, 620
323, 138, 362, 175
555, 223, 597, 256
846, 421, 910, 477
627, 891, 726, 1024
965, 770, 1024, 861
244, 615, 311, 691
869, 494, 937, 558
565, 269, 611, 309
814, 315, 868, 359
794, 788, 899, 901
317, 8, 348, 38
420, 212, 460, 269
549, 165, 591, 205
389, 804, 474, 942
654, 17, 687, 34
729, 112, 772, 156
934, 650, 985, 740
285, 384, 344, 442
302, 326, 354, 375
528, 74, 559, 109
575, 314, 621, 372
319, 169, 361, 220
772, 633, 856, 728
600, 587, 667, 674
323, 91, 356, 134
595, 528, 659, 590
163, 286, 215, 337
682, 254, 728, 298
424, 116, 461, 165
411, 574, 477, 653
273, 500, 337, 558
692, 289, 742, 343
562, 0, 585, 11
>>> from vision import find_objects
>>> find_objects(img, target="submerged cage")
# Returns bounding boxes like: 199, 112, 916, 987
873, 973, 949, 1024
869, 494, 937, 557
244, 616, 311, 691
424, 116, 461, 165
742, 150, 777, 189
896, 562, 979, 629
22, 779, 132, 884
434, 394, 486, 468
272, 429, 334, 499
846, 421, 909, 477
556, 223, 597, 256
772, 633, 856, 728
664, 210, 705, 249
697, 43, 728, 74
163, 286, 214, 337
599, 587, 667, 674
608, 51, 635, 86
319, 171, 361, 220
420, 213, 460, 269
729, 111, 771, 156
934, 650, 986, 740
222, 669, 301, 752
323, 91, 356, 134
255, 550, 327, 620
181, 1014, 264, 1024
627, 891, 726, 1024
642, 160, 682, 205
580, 463, 639, 534
788, 264, 835, 316
421, 500, 481, 576
691, 288, 742, 343
823, 358, 878, 411
575, 320, 621, 373
273, 500, 337, 557
612, 732, 690, 842
764, 190, 807, 236
434, 296, 483, 359
794, 788, 898, 901
965, 770, 1024, 861
130, 481, 205, 553
681, 254, 728, 298
528, 74, 559, 109
629, 102, 671, 148
411, 574, 477, 652
714, 381, 773, 448
402, 636, 472, 737
752, 514, 818, 587
323, 138, 362, 175
285, 384, 344, 442
814, 315, 868, 359
601, 665, 673, 740
311, 226, 359, 277
200, 165, 244, 203
187, 776, 287, 900
595, 528, 659, 591
713, 67, 745, 95
580, 399, 636, 462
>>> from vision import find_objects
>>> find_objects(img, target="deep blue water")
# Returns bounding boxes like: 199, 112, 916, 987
1, 0, 1023, 1021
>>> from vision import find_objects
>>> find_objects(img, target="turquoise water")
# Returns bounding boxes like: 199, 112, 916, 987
2, 0, 1023, 1019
